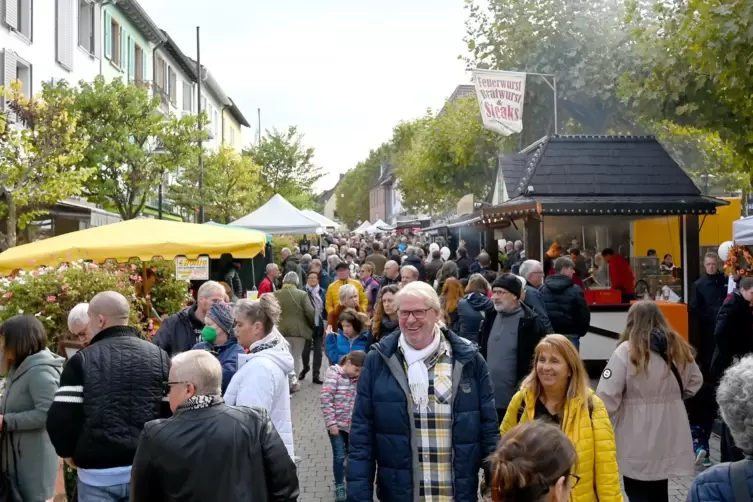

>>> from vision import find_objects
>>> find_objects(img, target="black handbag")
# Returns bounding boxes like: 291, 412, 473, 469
0, 430, 22, 502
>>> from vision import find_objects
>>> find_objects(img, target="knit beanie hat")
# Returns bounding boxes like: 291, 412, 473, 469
207, 302, 235, 336
491, 274, 522, 299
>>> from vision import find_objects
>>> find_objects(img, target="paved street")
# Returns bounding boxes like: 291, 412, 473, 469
292, 370, 716, 502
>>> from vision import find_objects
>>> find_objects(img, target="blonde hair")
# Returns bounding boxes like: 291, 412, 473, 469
520, 334, 591, 404
619, 300, 695, 374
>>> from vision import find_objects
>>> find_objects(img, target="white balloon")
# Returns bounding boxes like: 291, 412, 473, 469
718, 241, 734, 261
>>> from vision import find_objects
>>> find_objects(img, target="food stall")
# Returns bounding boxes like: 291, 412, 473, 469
453, 135, 728, 374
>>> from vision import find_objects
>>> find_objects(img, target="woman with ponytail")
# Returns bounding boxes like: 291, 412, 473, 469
224, 294, 296, 458
490, 421, 576, 502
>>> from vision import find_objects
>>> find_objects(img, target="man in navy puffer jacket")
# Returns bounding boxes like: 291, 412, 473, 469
347, 281, 499, 502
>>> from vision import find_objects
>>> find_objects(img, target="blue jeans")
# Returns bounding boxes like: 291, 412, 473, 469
329, 430, 349, 485
77, 480, 130, 502
566, 335, 581, 352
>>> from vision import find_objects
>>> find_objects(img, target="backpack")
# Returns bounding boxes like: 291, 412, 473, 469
516, 396, 594, 423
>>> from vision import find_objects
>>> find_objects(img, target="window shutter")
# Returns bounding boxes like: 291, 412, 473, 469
2, 49, 17, 116
56, 0, 74, 71
104, 10, 111, 59
142, 50, 147, 82
4, 0, 17, 30
93, 2, 101, 57
120, 26, 126, 70
129, 37, 135, 81
168, 68, 176, 105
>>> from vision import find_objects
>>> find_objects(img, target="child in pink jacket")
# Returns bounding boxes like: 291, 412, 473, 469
320, 350, 366, 502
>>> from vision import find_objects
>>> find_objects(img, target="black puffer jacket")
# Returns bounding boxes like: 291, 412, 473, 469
131, 402, 299, 502
540, 274, 590, 337
711, 292, 753, 385
47, 326, 170, 469
456, 292, 493, 344
153, 304, 204, 356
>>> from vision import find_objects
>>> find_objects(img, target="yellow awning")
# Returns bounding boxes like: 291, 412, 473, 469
0, 219, 267, 275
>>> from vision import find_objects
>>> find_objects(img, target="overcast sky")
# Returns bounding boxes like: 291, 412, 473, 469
145, 0, 471, 192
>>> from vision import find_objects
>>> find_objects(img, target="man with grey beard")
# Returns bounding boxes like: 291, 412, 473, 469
479, 274, 547, 421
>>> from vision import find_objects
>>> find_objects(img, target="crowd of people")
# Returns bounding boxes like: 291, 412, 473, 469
0, 231, 752, 502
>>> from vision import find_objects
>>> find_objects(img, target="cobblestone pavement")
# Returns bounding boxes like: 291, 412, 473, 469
292, 369, 717, 502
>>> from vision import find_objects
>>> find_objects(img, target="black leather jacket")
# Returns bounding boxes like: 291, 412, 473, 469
131, 403, 299, 502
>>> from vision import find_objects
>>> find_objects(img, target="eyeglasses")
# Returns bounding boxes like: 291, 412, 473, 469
397, 308, 430, 320
164, 381, 192, 394
569, 474, 581, 487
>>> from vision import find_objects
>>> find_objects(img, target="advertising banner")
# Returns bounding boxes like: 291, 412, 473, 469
175, 255, 210, 281
472, 69, 527, 135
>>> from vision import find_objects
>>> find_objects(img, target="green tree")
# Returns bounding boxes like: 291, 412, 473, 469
336, 143, 391, 228
169, 145, 261, 224
243, 126, 324, 209
392, 96, 507, 214
74, 76, 204, 220
463, 0, 634, 144
0, 80, 91, 248
620, 0, 753, 178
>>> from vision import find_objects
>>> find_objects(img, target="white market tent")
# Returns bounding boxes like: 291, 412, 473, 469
353, 221, 371, 234
364, 219, 393, 234
733, 216, 753, 245
301, 209, 340, 230
230, 194, 324, 234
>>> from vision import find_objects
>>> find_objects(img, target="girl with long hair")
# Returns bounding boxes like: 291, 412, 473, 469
440, 277, 465, 329
368, 285, 400, 347
500, 335, 622, 502
597, 301, 702, 502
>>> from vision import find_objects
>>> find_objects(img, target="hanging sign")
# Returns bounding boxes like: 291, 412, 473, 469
174, 255, 210, 281
472, 69, 527, 136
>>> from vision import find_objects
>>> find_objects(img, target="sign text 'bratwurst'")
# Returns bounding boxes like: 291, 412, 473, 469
472, 70, 527, 136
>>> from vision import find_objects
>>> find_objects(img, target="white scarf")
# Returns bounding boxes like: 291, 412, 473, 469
398, 325, 442, 411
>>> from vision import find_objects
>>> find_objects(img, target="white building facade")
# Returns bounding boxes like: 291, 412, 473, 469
1, 0, 102, 107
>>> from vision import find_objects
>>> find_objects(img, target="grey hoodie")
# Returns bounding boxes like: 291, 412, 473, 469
1, 349, 64, 502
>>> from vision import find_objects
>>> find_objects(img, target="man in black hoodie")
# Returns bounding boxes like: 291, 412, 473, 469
456, 247, 473, 279
540, 257, 590, 351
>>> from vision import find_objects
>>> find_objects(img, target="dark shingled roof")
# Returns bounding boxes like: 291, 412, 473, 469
488, 135, 728, 217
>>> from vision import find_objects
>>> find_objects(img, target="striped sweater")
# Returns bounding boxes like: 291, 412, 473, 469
320, 364, 358, 431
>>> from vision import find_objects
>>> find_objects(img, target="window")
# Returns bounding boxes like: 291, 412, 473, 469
56, 0, 74, 70
78, 0, 95, 54
4, 0, 32, 40
168, 68, 177, 106
155, 55, 166, 90
214, 109, 219, 138
17, 0, 32, 39
109, 18, 122, 66
182, 81, 192, 113
229, 126, 235, 146
16, 57, 32, 99
134, 44, 143, 82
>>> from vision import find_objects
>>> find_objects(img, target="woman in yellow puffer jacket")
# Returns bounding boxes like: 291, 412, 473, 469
500, 334, 623, 502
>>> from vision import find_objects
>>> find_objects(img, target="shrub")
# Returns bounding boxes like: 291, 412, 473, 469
0, 261, 144, 348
